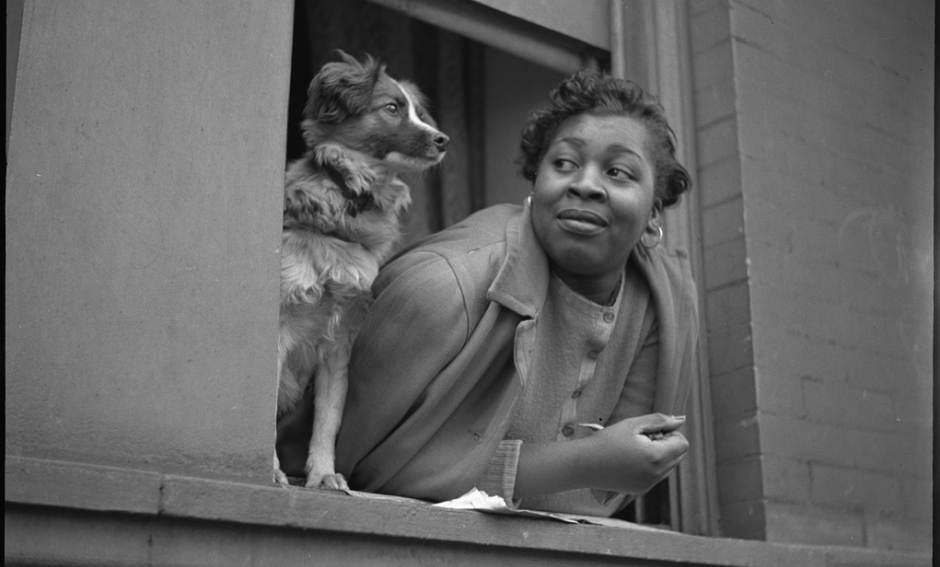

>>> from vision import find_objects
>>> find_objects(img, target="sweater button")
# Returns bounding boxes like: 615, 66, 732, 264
572, 389, 582, 399
603, 311, 615, 323
562, 425, 575, 437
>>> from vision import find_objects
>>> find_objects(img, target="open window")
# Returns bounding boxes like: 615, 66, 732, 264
286, 0, 717, 534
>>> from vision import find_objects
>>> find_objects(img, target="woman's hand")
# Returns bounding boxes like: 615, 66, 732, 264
513, 413, 689, 499
580, 413, 689, 494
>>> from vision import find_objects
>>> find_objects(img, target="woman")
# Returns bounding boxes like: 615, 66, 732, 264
332, 69, 698, 517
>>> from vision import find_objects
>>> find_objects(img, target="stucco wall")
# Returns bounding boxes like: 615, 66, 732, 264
5, 0, 292, 484
691, 0, 933, 551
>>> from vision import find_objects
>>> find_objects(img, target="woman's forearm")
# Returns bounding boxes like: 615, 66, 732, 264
513, 437, 592, 499
511, 414, 689, 500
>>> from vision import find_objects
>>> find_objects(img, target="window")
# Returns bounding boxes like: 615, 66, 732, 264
284, 0, 718, 534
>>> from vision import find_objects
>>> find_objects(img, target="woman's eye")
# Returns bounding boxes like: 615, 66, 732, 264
608, 167, 634, 181
384, 103, 399, 114
553, 158, 578, 172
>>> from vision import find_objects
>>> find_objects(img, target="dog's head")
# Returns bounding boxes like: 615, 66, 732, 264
302, 51, 449, 173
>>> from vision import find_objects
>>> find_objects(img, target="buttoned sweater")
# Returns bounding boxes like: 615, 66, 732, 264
334, 203, 699, 516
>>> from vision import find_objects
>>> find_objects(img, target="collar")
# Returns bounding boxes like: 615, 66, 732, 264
485, 202, 668, 319
486, 203, 550, 318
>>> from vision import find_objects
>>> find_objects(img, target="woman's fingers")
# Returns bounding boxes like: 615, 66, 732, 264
638, 413, 686, 432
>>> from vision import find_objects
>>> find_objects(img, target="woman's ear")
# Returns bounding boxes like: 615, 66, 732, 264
648, 199, 663, 224
640, 201, 665, 249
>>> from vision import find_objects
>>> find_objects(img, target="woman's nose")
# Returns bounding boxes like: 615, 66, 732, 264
567, 169, 606, 201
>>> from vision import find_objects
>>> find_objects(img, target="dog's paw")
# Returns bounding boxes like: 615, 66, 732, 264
305, 471, 349, 491
321, 473, 350, 491
344, 166, 377, 195
274, 467, 291, 486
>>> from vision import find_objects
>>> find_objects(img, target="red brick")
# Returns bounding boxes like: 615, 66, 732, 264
802, 380, 897, 432
713, 412, 761, 463
837, 310, 913, 361
898, 478, 933, 522
690, 2, 731, 55
753, 367, 805, 418
692, 38, 735, 90
709, 366, 757, 420
748, 286, 845, 348
689, 0, 725, 18
757, 414, 901, 471
739, 159, 867, 233
760, 455, 811, 504
707, 322, 754, 376
843, 349, 912, 393
865, 516, 933, 552
841, 265, 931, 322
703, 238, 749, 291
810, 464, 901, 514
697, 156, 742, 208
731, 26, 922, 132
764, 502, 865, 547
731, 2, 929, 121
694, 76, 736, 130
750, 316, 846, 383
719, 500, 767, 541
704, 279, 750, 331
716, 456, 763, 505
890, 385, 934, 425
702, 195, 744, 248
697, 116, 739, 168
747, 242, 843, 304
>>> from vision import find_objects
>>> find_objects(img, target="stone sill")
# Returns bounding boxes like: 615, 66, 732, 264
4, 456, 930, 567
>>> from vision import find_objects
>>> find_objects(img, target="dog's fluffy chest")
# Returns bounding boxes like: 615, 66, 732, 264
280, 229, 380, 304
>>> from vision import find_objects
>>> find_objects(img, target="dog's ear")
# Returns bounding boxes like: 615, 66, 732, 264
304, 51, 384, 125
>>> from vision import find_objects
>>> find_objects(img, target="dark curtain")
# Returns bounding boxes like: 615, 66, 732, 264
276, 0, 485, 480
286, 0, 485, 245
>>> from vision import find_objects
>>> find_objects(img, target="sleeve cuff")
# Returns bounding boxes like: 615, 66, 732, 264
477, 439, 522, 506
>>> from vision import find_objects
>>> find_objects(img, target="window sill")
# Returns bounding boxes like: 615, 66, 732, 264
5, 456, 930, 567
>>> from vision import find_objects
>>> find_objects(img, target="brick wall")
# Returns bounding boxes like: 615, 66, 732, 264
690, 0, 933, 551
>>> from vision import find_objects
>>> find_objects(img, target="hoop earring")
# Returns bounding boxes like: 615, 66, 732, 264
640, 224, 663, 249
525, 194, 532, 207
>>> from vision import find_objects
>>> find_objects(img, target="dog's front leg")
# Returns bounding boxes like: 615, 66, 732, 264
273, 353, 292, 486
312, 144, 377, 194
305, 344, 350, 490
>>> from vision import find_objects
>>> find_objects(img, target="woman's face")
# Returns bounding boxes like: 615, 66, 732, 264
530, 113, 656, 286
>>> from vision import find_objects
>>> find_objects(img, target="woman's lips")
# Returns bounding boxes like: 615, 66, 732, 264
557, 209, 608, 235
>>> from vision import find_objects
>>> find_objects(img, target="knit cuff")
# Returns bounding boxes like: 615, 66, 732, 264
477, 439, 522, 505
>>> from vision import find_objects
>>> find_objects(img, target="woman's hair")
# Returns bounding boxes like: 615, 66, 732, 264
519, 70, 691, 209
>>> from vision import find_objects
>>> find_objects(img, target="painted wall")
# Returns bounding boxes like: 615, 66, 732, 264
690, 0, 933, 551
5, 0, 292, 483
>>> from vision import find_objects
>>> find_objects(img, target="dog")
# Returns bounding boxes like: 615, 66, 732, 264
275, 51, 448, 489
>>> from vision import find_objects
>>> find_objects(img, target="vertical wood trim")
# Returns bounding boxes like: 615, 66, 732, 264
608, 0, 626, 79
655, 0, 720, 537
613, 0, 720, 536
367, 0, 586, 74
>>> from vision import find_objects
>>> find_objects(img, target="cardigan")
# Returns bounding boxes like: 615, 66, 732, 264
334, 203, 699, 511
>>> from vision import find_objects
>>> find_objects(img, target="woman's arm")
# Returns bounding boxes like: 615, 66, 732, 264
513, 413, 688, 499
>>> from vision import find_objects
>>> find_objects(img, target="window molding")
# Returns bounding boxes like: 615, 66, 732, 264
366, 0, 607, 73
9, 455, 922, 567
611, 0, 721, 536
